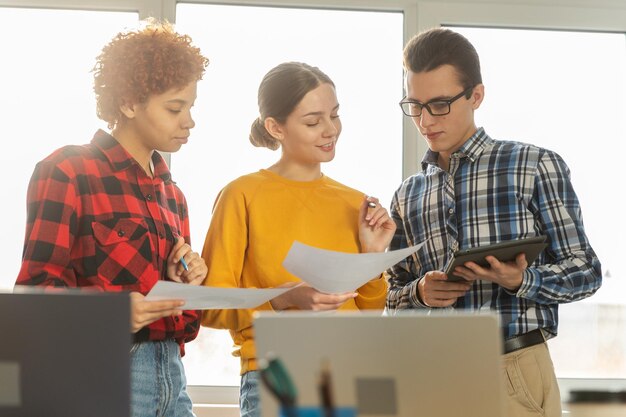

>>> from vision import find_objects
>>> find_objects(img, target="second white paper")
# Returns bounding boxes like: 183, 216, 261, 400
146, 281, 295, 310
282, 241, 425, 294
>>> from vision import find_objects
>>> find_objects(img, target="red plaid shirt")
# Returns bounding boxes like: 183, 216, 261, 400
16, 130, 199, 352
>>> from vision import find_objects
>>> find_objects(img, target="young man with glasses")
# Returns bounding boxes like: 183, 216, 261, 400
387, 28, 601, 417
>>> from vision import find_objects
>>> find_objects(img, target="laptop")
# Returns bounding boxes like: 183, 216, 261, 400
0, 289, 131, 417
254, 311, 504, 417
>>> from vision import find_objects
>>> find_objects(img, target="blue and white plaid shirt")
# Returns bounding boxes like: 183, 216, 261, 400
386, 127, 602, 339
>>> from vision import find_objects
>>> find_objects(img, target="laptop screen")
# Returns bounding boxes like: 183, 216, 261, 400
254, 311, 504, 417
0, 290, 131, 417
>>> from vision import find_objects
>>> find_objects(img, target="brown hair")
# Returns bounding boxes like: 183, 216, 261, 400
403, 28, 481, 91
249, 62, 335, 150
93, 19, 209, 129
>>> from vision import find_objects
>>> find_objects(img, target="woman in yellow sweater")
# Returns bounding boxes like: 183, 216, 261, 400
200, 62, 396, 417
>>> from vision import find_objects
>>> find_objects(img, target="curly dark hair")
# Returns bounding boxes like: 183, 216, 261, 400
93, 19, 209, 128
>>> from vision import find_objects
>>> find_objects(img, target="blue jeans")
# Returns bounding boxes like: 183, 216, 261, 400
130, 339, 195, 417
240, 371, 260, 417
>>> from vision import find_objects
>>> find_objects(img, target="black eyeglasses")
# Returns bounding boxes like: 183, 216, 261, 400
399, 86, 474, 117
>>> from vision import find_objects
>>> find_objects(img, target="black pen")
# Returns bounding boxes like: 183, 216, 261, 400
318, 359, 335, 417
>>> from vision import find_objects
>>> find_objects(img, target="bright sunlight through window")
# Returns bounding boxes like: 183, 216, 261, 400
453, 26, 626, 379
0, 8, 137, 290
174, 3, 403, 386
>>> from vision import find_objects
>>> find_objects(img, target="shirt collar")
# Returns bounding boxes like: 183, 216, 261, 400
421, 127, 492, 170
91, 129, 173, 183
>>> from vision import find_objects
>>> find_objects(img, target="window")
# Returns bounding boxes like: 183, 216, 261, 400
452, 26, 626, 379
172, 3, 403, 386
0, 7, 138, 291
4, 1, 626, 405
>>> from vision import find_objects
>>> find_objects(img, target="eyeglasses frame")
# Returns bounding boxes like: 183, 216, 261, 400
399, 86, 474, 117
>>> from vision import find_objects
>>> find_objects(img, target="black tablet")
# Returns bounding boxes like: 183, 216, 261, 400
445, 236, 548, 282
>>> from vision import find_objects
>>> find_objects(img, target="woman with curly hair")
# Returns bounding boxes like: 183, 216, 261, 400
16, 19, 209, 417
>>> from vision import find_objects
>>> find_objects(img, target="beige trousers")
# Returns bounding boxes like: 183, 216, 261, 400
501, 342, 562, 417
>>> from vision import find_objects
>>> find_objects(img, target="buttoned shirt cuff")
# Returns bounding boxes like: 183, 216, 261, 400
515, 268, 539, 299
411, 278, 430, 308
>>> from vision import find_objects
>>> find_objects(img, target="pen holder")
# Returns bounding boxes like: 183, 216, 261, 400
279, 406, 357, 417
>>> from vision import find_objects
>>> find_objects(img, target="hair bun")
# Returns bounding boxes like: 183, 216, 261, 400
249, 118, 280, 150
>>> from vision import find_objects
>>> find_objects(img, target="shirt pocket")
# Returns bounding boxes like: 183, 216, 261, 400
92, 217, 152, 287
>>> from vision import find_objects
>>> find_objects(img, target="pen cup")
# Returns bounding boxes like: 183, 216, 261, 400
279, 406, 357, 417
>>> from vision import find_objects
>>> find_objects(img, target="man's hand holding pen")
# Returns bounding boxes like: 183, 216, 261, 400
358, 196, 396, 254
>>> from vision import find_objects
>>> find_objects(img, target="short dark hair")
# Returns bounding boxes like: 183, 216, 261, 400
403, 28, 482, 90
249, 62, 335, 150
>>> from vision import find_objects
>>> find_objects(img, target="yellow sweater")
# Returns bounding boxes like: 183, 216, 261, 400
200, 169, 387, 374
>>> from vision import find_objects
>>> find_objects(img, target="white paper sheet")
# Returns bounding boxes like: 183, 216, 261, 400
145, 281, 295, 310
282, 241, 426, 293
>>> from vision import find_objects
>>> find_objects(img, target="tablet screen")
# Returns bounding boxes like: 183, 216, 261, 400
445, 236, 548, 282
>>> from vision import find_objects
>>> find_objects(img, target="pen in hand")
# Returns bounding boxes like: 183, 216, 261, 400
172, 233, 190, 272
179, 256, 189, 271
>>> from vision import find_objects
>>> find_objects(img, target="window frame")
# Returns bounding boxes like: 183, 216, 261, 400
2, 0, 625, 408
3, 0, 626, 219
401, 0, 626, 403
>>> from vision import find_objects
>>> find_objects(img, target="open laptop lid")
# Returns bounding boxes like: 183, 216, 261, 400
0, 289, 131, 417
254, 311, 504, 417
